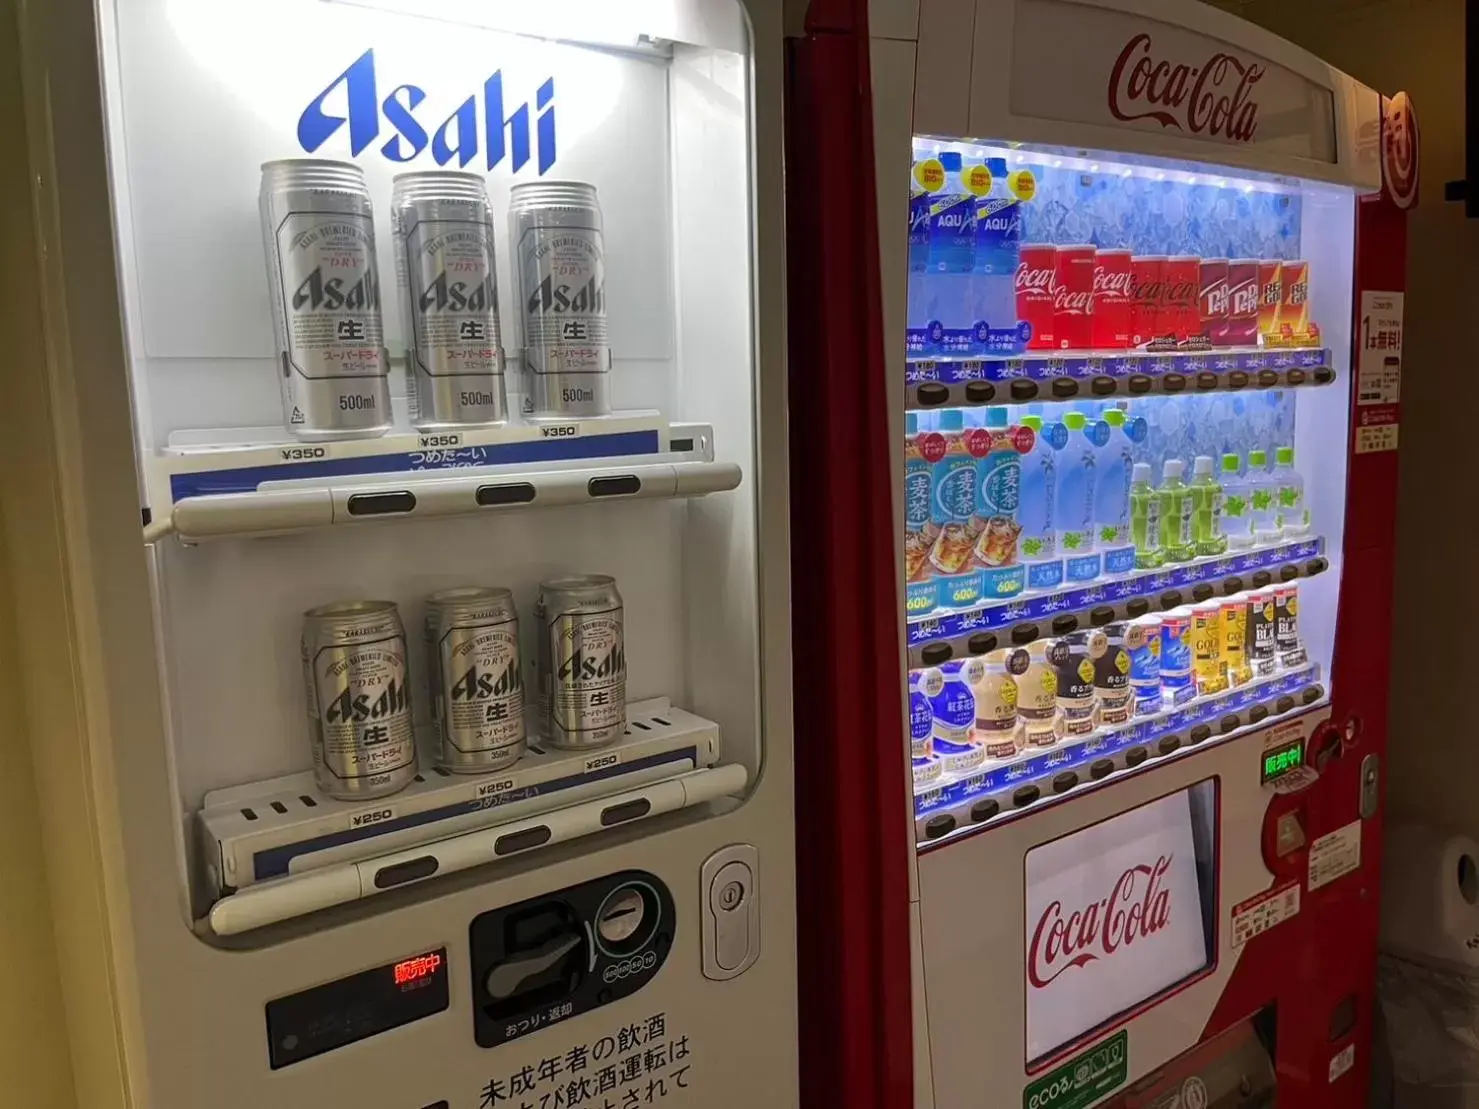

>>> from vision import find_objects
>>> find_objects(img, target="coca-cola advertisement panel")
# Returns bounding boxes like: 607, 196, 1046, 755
1025, 782, 1215, 1063
1007, 0, 1337, 164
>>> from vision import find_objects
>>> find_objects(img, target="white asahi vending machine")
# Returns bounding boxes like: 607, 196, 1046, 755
9, 0, 797, 1105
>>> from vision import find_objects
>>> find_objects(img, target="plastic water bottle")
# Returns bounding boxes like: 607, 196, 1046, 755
1130, 463, 1162, 569
908, 146, 942, 352
1273, 446, 1310, 537
970, 156, 1022, 355
927, 150, 976, 355
1246, 449, 1280, 543
1095, 409, 1139, 573
1057, 412, 1105, 581
1159, 459, 1195, 563
1220, 453, 1254, 550
1018, 414, 1066, 590
1191, 455, 1225, 556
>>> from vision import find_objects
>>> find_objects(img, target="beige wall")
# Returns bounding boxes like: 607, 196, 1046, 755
1206, 0, 1474, 832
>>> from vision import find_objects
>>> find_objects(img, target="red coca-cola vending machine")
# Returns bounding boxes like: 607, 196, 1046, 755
786, 1, 1418, 1107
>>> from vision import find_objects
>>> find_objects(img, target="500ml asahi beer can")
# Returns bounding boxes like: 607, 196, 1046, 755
508, 182, 612, 419
392, 172, 508, 428
301, 601, 417, 800
425, 587, 525, 773
260, 159, 392, 440
534, 575, 625, 749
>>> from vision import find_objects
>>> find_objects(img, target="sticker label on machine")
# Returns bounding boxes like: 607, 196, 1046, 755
1023, 1030, 1128, 1109
1329, 1043, 1356, 1083
1357, 291, 1404, 405
1231, 880, 1301, 950
1356, 405, 1399, 454
1308, 820, 1362, 890
475, 1011, 696, 1107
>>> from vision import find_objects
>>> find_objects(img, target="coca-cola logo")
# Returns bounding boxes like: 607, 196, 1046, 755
1107, 33, 1265, 143
1028, 855, 1174, 988
1052, 286, 1093, 315
1161, 277, 1197, 307
1016, 262, 1055, 295
1093, 266, 1134, 300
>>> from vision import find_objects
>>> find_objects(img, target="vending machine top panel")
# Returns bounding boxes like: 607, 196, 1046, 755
907, 0, 1383, 191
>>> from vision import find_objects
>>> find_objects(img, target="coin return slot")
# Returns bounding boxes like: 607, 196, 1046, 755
589, 475, 642, 498
346, 491, 417, 516
476, 483, 537, 506
668, 438, 695, 452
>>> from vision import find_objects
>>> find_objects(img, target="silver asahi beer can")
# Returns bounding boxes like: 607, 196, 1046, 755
260, 159, 392, 440
508, 182, 612, 419
301, 600, 417, 800
424, 587, 525, 773
534, 575, 626, 749
391, 172, 508, 428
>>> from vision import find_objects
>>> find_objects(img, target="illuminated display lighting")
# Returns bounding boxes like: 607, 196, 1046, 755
393, 951, 444, 987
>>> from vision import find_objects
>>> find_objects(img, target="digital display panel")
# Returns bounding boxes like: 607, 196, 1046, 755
1261, 738, 1306, 784
1025, 782, 1218, 1064
266, 947, 449, 1069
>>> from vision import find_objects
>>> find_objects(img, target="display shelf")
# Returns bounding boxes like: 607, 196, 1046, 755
905, 347, 1333, 410
144, 420, 737, 542
913, 666, 1324, 845
906, 537, 1325, 665
198, 699, 746, 936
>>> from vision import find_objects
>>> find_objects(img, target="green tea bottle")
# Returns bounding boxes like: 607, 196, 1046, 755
1159, 458, 1194, 563
1130, 462, 1162, 569
1191, 455, 1225, 556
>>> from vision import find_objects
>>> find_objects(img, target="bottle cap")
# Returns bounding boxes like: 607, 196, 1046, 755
988, 158, 1008, 177
1132, 462, 1152, 483
1249, 449, 1268, 467
1063, 412, 1087, 431
1163, 458, 1185, 480
906, 412, 919, 436
1193, 455, 1214, 477
984, 408, 1009, 429
1276, 446, 1295, 465
940, 150, 962, 171
938, 409, 965, 431
1103, 409, 1126, 427
1221, 453, 1239, 473
1021, 415, 1044, 431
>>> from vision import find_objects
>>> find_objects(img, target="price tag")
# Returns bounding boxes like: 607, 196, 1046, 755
1357, 291, 1404, 405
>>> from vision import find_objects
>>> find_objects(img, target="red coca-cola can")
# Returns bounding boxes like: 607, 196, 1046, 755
1052, 244, 1096, 350
1223, 258, 1260, 346
1129, 255, 1166, 347
1016, 244, 1058, 350
1162, 256, 1201, 341
1092, 248, 1133, 349
1198, 258, 1230, 345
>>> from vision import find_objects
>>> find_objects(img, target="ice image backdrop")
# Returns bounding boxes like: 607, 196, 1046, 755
1016, 161, 1303, 260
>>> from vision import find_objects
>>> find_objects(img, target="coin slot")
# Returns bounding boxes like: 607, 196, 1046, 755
346, 491, 417, 516
652, 716, 671, 727
632, 721, 650, 731
589, 475, 642, 498
476, 483, 537, 506
596, 883, 660, 958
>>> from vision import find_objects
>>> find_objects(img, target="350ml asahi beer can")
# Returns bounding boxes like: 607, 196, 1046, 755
508, 182, 612, 419
534, 576, 625, 749
425, 587, 525, 773
392, 172, 508, 428
301, 600, 417, 800
260, 159, 392, 440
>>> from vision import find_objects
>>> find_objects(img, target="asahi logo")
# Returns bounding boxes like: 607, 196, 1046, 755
325, 678, 409, 725
527, 272, 604, 317
558, 641, 626, 682
293, 264, 379, 314
450, 658, 521, 701
420, 270, 496, 314
1107, 33, 1265, 143
1028, 855, 1174, 987
298, 49, 557, 175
